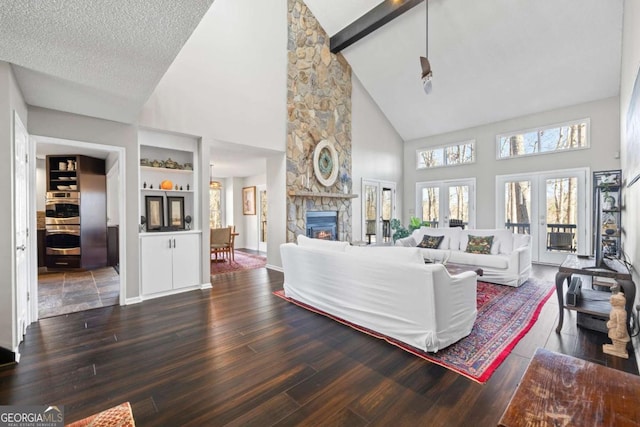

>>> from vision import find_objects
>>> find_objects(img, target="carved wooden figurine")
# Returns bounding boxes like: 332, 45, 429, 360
603, 291, 630, 359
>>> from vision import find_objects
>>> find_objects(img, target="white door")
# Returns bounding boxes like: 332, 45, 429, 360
362, 179, 396, 244
496, 168, 588, 264
14, 112, 29, 343
416, 178, 476, 228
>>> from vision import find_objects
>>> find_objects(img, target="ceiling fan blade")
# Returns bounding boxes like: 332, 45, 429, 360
420, 56, 431, 78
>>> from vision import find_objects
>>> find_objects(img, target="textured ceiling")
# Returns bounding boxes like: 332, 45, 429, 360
305, 0, 624, 141
0, 0, 214, 123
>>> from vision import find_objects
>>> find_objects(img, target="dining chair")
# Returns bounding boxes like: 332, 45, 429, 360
211, 227, 231, 262
227, 225, 236, 262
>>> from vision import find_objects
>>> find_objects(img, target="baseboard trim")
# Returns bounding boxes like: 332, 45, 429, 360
266, 264, 283, 272
200, 282, 212, 290
125, 296, 143, 305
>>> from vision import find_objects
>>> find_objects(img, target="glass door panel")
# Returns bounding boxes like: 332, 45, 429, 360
448, 185, 469, 226
504, 180, 531, 234
362, 179, 396, 244
364, 181, 378, 244
544, 177, 578, 253
381, 187, 392, 243
421, 186, 440, 227
416, 179, 475, 228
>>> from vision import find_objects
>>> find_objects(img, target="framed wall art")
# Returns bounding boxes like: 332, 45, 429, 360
243, 186, 256, 215
167, 196, 185, 229
145, 195, 164, 231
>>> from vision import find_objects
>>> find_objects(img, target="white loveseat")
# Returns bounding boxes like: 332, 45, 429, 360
396, 227, 531, 287
280, 235, 478, 353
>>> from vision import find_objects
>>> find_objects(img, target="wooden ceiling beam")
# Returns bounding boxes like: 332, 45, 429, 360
330, 0, 424, 54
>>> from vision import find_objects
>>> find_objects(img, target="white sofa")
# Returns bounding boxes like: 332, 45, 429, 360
280, 235, 478, 353
396, 227, 531, 287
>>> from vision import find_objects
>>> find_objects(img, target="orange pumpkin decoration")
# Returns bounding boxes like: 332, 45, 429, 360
160, 180, 173, 190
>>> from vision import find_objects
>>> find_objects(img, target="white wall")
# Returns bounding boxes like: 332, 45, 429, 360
403, 97, 621, 228
138, 0, 287, 153
27, 107, 140, 301
0, 62, 28, 353
620, 0, 640, 367
351, 75, 404, 241
266, 154, 286, 269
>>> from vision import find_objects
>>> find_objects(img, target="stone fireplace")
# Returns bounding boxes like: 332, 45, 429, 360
285, 0, 353, 243
306, 211, 338, 240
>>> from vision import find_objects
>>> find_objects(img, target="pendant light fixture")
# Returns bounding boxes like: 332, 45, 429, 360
209, 164, 221, 189
419, 0, 432, 94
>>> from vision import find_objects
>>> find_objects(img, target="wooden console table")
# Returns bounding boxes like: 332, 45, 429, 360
555, 255, 635, 334
499, 348, 640, 426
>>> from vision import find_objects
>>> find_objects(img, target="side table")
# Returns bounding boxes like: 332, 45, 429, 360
555, 255, 635, 334
498, 348, 640, 426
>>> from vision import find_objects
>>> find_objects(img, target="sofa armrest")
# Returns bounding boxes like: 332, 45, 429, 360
395, 236, 417, 247
509, 245, 531, 273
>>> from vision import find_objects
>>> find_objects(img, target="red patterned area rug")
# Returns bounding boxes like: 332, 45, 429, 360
273, 278, 554, 383
211, 251, 266, 275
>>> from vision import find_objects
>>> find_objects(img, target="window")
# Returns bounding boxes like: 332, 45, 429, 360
497, 119, 589, 159
416, 140, 475, 169
210, 188, 222, 229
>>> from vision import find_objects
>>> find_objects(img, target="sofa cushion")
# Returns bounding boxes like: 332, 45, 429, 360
449, 251, 510, 269
397, 236, 417, 247
297, 235, 349, 251
417, 235, 444, 249
460, 229, 514, 254
412, 227, 462, 250
465, 235, 494, 254
345, 245, 425, 264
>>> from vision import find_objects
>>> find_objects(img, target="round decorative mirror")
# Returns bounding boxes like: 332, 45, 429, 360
313, 140, 339, 187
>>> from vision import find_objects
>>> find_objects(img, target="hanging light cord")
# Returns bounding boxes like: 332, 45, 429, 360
425, 0, 428, 59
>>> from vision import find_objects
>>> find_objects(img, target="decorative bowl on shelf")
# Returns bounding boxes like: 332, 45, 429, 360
151, 159, 163, 168
69, 185, 77, 190
164, 158, 178, 169
57, 185, 70, 190
140, 158, 150, 166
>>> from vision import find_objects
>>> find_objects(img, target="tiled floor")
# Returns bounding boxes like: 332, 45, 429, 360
38, 267, 120, 319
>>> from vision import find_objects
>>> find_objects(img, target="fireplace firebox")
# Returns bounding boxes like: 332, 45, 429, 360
306, 211, 338, 240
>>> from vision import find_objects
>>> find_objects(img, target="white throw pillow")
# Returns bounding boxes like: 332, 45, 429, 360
345, 245, 425, 264
297, 235, 350, 251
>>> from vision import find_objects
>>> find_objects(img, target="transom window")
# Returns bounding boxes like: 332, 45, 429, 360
416, 140, 475, 169
497, 119, 589, 159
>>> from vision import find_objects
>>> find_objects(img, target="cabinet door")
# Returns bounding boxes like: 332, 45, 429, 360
141, 235, 173, 295
171, 233, 201, 289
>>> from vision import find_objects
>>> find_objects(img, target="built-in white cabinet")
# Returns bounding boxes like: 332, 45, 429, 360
140, 232, 201, 296
138, 129, 203, 298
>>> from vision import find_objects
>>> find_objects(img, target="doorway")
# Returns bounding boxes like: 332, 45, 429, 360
416, 178, 476, 228
496, 168, 588, 264
33, 136, 126, 319
362, 179, 396, 244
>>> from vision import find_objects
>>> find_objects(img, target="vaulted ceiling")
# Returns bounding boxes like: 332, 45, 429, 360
305, 0, 624, 141
0, 0, 625, 145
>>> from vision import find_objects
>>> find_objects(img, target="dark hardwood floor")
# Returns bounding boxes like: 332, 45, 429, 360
0, 265, 637, 426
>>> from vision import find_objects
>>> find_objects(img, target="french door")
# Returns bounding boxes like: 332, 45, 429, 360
362, 179, 396, 244
416, 178, 476, 228
496, 168, 588, 264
